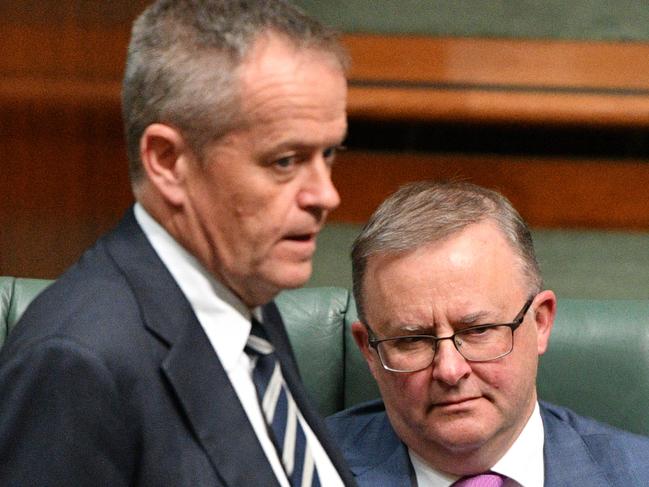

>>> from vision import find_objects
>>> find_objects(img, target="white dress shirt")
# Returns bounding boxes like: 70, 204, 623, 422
134, 204, 342, 487
410, 402, 545, 487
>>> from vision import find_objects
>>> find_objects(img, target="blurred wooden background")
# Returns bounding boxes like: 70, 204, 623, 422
2, 1, 649, 278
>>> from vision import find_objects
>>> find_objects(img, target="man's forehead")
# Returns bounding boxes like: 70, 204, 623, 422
362, 223, 526, 311
368, 222, 517, 270
240, 32, 344, 78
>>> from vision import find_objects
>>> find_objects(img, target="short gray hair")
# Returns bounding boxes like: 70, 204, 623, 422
351, 181, 543, 322
122, 0, 347, 183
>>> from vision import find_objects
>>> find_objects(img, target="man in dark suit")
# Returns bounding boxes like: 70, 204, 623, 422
327, 181, 649, 486
0, 1, 355, 486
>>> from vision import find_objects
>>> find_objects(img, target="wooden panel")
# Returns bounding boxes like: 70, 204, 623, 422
330, 151, 649, 230
347, 86, 649, 126
342, 34, 649, 126
2, 8, 649, 277
0, 0, 148, 25
0, 23, 127, 107
1, 24, 130, 79
0, 2, 139, 277
0, 1, 141, 107
3, 26, 649, 126
343, 35, 649, 88
0, 77, 121, 108
0, 101, 133, 278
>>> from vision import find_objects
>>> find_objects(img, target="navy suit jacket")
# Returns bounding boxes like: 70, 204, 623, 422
0, 209, 356, 486
326, 399, 649, 486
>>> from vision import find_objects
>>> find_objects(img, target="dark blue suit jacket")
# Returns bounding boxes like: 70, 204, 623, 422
0, 209, 356, 486
326, 399, 649, 486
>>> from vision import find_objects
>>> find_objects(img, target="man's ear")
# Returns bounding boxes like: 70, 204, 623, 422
139, 123, 190, 206
351, 321, 381, 378
533, 289, 556, 356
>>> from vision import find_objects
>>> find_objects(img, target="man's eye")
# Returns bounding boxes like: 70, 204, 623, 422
323, 145, 345, 165
273, 155, 297, 169
392, 336, 428, 351
463, 326, 492, 337
399, 336, 425, 343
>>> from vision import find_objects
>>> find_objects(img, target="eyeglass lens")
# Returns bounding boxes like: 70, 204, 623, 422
378, 325, 515, 372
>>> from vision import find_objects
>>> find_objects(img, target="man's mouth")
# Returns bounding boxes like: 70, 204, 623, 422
434, 397, 480, 408
285, 233, 315, 242
284, 227, 321, 242
281, 232, 319, 257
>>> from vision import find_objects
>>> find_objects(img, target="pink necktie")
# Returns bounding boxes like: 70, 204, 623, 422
452, 472, 506, 487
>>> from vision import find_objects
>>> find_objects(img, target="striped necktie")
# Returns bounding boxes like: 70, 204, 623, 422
246, 319, 321, 487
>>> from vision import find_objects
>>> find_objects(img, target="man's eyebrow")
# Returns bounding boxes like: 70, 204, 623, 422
269, 139, 345, 153
398, 323, 434, 334
457, 310, 493, 325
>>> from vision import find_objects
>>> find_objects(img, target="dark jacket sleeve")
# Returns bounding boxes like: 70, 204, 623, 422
0, 336, 135, 487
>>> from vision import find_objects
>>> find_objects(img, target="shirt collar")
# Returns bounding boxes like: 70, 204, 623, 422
410, 451, 456, 486
409, 402, 545, 487
134, 203, 257, 370
491, 401, 545, 487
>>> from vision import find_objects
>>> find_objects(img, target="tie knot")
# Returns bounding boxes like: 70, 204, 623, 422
246, 318, 274, 356
452, 472, 506, 487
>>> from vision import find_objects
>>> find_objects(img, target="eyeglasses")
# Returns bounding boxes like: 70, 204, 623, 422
366, 296, 535, 373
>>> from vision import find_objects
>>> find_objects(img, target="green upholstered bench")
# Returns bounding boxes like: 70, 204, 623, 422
2, 276, 649, 437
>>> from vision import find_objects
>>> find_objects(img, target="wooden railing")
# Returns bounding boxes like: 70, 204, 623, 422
5, 27, 649, 126
343, 34, 649, 127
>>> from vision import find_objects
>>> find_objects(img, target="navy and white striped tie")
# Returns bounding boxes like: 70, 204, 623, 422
246, 319, 321, 487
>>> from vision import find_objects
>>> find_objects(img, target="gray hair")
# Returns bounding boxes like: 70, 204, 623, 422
122, 0, 347, 183
351, 181, 543, 322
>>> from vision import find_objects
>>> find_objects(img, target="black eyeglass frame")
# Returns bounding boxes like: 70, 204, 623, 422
366, 296, 536, 373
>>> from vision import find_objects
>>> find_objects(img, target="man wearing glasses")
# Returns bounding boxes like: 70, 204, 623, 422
327, 181, 649, 486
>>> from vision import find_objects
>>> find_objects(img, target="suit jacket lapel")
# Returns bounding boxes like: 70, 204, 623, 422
160, 318, 279, 486
352, 442, 414, 486
339, 416, 414, 487
105, 209, 279, 486
541, 404, 611, 486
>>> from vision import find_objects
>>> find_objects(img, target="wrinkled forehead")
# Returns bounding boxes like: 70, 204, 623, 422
361, 226, 528, 323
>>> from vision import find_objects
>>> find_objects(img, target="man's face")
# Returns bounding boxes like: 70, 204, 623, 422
353, 221, 555, 472
180, 36, 346, 306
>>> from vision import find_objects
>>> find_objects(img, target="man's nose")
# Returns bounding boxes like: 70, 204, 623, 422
297, 159, 341, 212
430, 338, 472, 385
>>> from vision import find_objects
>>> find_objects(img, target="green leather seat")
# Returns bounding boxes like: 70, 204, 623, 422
1, 277, 53, 342
2, 276, 649, 437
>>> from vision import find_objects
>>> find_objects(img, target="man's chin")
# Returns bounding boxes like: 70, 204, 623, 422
424, 414, 497, 452
259, 262, 314, 295
274, 265, 313, 290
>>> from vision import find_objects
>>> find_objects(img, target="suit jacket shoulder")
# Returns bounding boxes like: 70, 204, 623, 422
541, 401, 649, 486
0, 210, 277, 486
326, 399, 413, 486
327, 399, 649, 487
